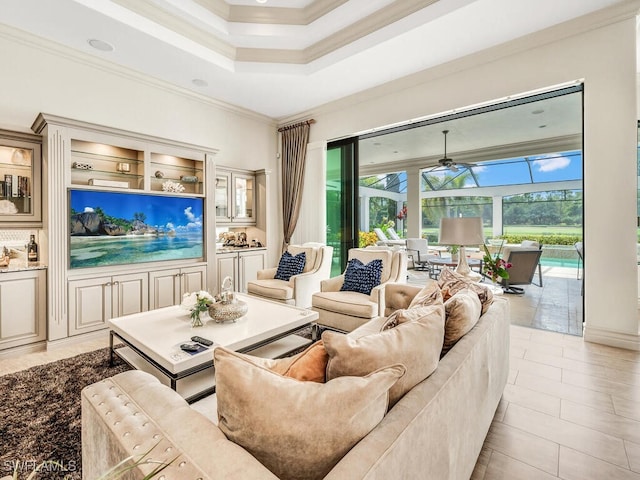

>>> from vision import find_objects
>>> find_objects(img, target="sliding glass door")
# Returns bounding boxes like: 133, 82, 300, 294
326, 138, 359, 276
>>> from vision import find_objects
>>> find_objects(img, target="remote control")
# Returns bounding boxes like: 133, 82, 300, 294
191, 336, 213, 346
180, 342, 200, 352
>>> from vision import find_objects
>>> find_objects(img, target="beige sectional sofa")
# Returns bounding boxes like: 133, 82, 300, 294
81, 283, 509, 480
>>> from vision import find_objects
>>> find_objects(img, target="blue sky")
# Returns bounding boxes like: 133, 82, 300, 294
70, 190, 204, 230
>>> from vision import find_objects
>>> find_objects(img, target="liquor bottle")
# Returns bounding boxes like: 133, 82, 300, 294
27, 234, 38, 263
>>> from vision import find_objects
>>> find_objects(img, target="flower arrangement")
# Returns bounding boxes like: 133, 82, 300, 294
482, 244, 511, 284
396, 205, 407, 220
181, 290, 215, 327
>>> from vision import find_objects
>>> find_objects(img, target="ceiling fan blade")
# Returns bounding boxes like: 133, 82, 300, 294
449, 164, 459, 172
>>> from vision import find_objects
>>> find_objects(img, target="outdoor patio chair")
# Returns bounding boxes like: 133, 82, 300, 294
501, 240, 543, 287
387, 227, 402, 240
406, 238, 431, 271
373, 227, 406, 246
498, 248, 543, 294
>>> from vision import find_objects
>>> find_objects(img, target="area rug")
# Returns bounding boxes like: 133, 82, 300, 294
0, 348, 130, 480
0, 328, 312, 479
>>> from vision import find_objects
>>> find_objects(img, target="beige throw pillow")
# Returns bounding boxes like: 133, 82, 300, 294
214, 347, 406, 480
442, 288, 482, 355
438, 267, 494, 314
408, 280, 443, 308
324, 302, 445, 407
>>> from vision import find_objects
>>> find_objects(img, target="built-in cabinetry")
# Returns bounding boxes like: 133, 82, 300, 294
0, 269, 46, 350
32, 113, 217, 342
215, 168, 255, 225
149, 265, 207, 309
215, 249, 266, 293
68, 272, 149, 336
0, 129, 42, 227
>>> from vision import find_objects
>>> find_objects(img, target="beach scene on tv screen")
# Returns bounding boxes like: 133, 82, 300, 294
69, 190, 204, 268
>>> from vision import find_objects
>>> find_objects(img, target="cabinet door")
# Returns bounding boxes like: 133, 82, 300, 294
181, 265, 207, 296
215, 171, 232, 222
238, 250, 266, 293
216, 253, 238, 293
112, 272, 149, 317
68, 276, 113, 336
0, 133, 42, 227
149, 268, 181, 309
0, 270, 46, 350
232, 173, 255, 223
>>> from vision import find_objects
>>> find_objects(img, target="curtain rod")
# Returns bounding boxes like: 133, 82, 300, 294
277, 119, 316, 132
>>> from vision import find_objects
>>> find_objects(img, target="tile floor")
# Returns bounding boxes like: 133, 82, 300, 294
471, 324, 640, 480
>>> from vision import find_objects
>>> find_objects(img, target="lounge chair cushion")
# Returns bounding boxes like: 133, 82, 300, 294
246, 279, 294, 301
312, 291, 378, 318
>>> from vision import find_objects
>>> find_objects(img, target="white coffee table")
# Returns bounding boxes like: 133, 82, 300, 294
108, 293, 317, 403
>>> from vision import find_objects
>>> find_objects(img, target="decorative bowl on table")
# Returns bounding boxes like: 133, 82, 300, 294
208, 299, 248, 323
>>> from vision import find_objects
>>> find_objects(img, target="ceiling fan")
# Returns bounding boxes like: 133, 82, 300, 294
430, 129, 476, 172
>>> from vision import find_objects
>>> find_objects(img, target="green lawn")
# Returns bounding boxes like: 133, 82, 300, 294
421, 225, 582, 238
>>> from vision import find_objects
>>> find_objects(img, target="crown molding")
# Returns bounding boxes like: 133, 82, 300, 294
111, 0, 443, 65
111, 0, 236, 58
194, 0, 348, 25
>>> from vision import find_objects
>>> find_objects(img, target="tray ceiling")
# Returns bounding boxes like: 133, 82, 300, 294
0, 0, 630, 118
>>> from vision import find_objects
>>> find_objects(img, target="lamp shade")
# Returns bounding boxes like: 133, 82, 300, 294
438, 217, 484, 246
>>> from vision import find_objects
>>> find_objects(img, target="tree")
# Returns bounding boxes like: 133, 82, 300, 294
133, 212, 147, 223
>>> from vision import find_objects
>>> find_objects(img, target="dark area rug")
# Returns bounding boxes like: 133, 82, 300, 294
0, 329, 312, 479
0, 348, 131, 480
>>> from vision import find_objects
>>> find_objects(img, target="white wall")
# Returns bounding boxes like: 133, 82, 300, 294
295, 5, 640, 349
0, 25, 282, 282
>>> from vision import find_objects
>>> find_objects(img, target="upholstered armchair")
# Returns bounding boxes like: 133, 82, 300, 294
311, 247, 408, 336
247, 243, 333, 308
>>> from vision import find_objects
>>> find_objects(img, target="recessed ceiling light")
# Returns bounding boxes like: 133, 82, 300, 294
192, 79, 208, 87
256, 0, 267, 3
539, 125, 547, 128
532, 109, 544, 115
88, 39, 114, 52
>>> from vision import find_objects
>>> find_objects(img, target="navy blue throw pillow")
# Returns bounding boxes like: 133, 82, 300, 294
274, 251, 306, 281
340, 258, 383, 295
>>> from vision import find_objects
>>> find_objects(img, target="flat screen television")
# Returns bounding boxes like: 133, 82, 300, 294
69, 189, 204, 269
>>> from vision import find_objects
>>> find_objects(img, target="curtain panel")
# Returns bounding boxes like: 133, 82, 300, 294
280, 121, 312, 252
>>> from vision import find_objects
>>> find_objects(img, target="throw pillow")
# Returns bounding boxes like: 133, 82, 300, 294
274, 251, 306, 281
324, 302, 445, 407
214, 347, 406, 480
340, 258, 383, 295
247, 340, 329, 383
438, 267, 493, 314
408, 280, 444, 308
442, 287, 482, 355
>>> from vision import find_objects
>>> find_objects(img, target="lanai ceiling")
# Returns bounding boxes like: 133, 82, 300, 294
0, 0, 629, 119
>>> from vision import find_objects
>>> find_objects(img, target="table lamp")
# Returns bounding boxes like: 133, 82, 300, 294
438, 216, 485, 280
